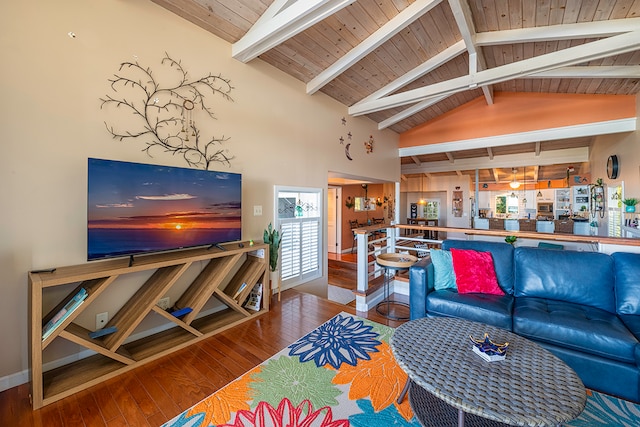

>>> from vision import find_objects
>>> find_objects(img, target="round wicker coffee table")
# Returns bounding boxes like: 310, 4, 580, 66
390, 317, 586, 426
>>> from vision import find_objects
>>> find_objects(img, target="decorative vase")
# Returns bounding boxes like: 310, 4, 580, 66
625, 205, 636, 213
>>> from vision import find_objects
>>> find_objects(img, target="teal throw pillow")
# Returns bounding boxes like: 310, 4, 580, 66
430, 249, 457, 290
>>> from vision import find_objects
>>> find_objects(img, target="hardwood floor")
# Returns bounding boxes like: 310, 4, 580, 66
328, 252, 384, 291
0, 290, 407, 427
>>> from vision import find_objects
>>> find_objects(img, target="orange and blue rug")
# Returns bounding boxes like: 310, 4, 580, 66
162, 313, 640, 427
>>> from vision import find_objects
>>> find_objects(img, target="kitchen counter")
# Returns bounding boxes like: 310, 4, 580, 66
474, 217, 489, 230
573, 221, 591, 236
504, 218, 519, 231
537, 220, 554, 233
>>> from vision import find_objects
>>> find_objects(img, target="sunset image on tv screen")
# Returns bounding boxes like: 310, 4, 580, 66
87, 158, 241, 260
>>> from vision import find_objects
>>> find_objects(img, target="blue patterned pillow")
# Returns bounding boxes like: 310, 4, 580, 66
430, 249, 457, 290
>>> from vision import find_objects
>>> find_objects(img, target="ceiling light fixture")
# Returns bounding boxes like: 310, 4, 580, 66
509, 168, 520, 189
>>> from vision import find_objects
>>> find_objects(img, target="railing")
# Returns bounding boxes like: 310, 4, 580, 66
351, 223, 640, 312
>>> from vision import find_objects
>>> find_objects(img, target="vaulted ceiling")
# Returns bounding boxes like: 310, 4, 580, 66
152, 0, 640, 184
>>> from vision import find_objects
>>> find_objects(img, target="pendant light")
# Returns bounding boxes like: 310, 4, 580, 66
509, 168, 520, 189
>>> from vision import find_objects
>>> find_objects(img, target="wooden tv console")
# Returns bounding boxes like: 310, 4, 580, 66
29, 241, 269, 409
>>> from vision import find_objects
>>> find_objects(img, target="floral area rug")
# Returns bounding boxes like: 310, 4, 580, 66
162, 313, 640, 427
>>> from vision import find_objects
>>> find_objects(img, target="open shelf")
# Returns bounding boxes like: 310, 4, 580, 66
29, 241, 269, 409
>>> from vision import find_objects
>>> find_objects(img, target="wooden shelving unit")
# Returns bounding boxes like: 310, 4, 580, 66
29, 241, 269, 409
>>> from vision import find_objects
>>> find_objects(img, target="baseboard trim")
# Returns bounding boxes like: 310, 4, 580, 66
0, 370, 29, 393
0, 305, 228, 393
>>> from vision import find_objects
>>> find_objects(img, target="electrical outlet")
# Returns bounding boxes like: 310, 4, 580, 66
96, 312, 108, 330
157, 297, 171, 311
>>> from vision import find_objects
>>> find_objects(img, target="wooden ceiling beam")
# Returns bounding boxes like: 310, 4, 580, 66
378, 95, 448, 130
487, 147, 494, 160
362, 40, 465, 103
448, 0, 493, 105
400, 147, 589, 174
474, 18, 640, 46
411, 156, 422, 166
306, 0, 443, 94
531, 66, 640, 79
366, 41, 465, 130
232, 0, 354, 63
350, 30, 640, 115
491, 168, 499, 183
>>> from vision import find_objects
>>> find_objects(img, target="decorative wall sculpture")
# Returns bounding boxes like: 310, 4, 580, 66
100, 53, 234, 169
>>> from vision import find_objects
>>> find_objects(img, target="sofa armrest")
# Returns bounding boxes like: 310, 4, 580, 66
409, 256, 433, 320
620, 314, 640, 366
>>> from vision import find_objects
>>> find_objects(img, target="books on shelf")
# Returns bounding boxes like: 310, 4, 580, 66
233, 282, 248, 300
170, 307, 193, 318
88, 326, 118, 339
243, 283, 263, 311
42, 287, 88, 341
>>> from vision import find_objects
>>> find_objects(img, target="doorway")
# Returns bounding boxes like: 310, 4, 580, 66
328, 186, 340, 254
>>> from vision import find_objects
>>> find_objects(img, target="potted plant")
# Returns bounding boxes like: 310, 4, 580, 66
263, 223, 282, 300
505, 236, 517, 246
623, 198, 639, 213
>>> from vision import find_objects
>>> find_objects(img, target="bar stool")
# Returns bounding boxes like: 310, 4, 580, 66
375, 253, 417, 320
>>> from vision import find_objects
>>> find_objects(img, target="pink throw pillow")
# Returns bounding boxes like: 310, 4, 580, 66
450, 248, 504, 295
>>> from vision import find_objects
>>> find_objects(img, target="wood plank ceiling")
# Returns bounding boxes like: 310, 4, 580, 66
151, 0, 640, 185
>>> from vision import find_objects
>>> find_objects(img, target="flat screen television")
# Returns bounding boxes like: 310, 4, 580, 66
87, 158, 241, 261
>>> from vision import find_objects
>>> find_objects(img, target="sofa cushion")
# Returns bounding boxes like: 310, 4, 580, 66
619, 314, 640, 366
442, 240, 515, 294
430, 249, 457, 290
514, 247, 616, 313
427, 290, 513, 331
514, 297, 638, 365
450, 248, 504, 295
409, 257, 433, 320
613, 252, 640, 315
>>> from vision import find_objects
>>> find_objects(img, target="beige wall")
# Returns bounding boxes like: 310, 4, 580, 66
0, 0, 400, 386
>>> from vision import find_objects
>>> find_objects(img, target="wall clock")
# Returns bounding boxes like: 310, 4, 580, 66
607, 155, 619, 179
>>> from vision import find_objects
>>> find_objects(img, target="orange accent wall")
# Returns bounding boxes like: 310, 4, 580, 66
400, 92, 636, 147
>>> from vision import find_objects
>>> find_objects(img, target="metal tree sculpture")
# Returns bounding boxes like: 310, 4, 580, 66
100, 53, 234, 169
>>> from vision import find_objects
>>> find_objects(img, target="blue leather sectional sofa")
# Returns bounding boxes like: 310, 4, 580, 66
409, 239, 640, 403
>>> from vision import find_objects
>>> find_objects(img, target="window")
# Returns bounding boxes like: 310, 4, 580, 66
354, 197, 376, 211
507, 196, 519, 214
495, 196, 506, 214
608, 185, 623, 237
276, 187, 322, 288
496, 195, 518, 215
423, 201, 439, 219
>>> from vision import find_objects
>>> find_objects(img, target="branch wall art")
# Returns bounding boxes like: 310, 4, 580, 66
100, 53, 234, 169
